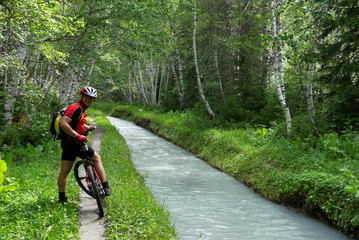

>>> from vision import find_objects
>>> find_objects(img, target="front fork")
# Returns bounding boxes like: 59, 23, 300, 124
84, 160, 104, 196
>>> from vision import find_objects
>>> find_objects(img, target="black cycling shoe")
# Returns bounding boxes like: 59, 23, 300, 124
59, 197, 76, 205
104, 187, 111, 196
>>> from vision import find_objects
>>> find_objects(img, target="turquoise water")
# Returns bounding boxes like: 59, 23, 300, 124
107, 116, 349, 240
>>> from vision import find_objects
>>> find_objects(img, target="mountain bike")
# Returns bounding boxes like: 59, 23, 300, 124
74, 131, 105, 217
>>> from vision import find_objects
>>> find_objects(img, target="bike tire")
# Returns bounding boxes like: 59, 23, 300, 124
86, 165, 104, 217
74, 160, 95, 198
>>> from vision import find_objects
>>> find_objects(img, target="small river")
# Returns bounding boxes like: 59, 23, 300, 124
107, 116, 349, 240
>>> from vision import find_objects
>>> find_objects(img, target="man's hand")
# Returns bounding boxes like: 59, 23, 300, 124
76, 134, 88, 143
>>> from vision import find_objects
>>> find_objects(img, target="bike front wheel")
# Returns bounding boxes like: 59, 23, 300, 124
74, 160, 96, 198
74, 160, 104, 217
86, 165, 104, 217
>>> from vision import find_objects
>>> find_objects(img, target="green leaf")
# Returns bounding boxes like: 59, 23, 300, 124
0, 160, 7, 173
345, 185, 357, 195
1, 182, 18, 192
27, 142, 36, 155
3, 153, 13, 166
351, 215, 359, 226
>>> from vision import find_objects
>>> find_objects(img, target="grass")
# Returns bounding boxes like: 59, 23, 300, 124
0, 142, 80, 240
110, 104, 359, 239
0, 108, 178, 240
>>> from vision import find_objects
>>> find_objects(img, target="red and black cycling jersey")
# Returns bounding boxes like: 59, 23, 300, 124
64, 100, 87, 135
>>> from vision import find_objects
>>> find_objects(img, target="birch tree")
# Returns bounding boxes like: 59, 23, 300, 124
2, 25, 27, 125
193, 0, 215, 118
272, 0, 291, 134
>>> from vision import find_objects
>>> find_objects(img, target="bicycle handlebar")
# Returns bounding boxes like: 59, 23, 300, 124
84, 126, 96, 136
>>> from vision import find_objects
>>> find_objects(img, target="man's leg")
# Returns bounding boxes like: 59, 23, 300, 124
90, 152, 106, 182
58, 160, 74, 202
90, 152, 110, 196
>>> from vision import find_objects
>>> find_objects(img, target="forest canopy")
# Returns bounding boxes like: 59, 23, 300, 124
1, 0, 359, 147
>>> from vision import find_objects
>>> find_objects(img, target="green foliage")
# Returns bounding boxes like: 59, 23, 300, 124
0, 156, 18, 193
26, 143, 44, 157
0, 146, 80, 239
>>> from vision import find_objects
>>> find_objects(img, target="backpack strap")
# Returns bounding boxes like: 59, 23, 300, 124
74, 102, 84, 122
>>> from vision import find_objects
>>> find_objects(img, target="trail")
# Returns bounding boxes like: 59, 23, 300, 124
79, 125, 106, 240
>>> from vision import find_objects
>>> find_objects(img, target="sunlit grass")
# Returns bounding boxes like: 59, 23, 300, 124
0, 144, 80, 240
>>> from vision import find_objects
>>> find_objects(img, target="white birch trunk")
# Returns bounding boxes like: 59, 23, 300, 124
153, 61, 159, 105
175, 48, 185, 109
136, 61, 149, 104
214, 49, 225, 102
33, 51, 40, 85
86, 58, 95, 86
157, 63, 165, 105
272, 0, 291, 134
2, 35, 27, 125
59, 68, 69, 105
193, 0, 215, 118
66, 64, 79, 104
307, 63, 315, 114
149, 59, 157, 104
127, 70, 133, 104
169, 55, 184, 108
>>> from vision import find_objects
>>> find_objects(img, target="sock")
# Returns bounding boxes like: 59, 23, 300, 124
59, 192, 66, 201
102, 181, 109, 189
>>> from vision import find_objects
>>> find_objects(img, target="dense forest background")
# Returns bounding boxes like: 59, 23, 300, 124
0, 0, 358, 147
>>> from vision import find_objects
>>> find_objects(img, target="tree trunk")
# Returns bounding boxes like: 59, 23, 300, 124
193, 0, 215, 119
175, 48, 185, 109
86, 58, 95, 86
214, 49, 225, 102
33, 51, 40, 85
59, 68, 69, 105
307, 63, 315, 115
2, 33, 27, 125
66, 64, 80, 104
43, 64, 52, 87
148, 59, 157, 104
272, 0, 291, 134
169, 55, 185, 109
157, 63, 166, 105
136, 60, 149, 104
127, 70, 133, 104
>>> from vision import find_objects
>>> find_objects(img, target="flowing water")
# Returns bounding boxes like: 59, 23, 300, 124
107, 117, 349, 240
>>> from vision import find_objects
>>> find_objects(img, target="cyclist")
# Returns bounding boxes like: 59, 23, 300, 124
57, 86, 111, 204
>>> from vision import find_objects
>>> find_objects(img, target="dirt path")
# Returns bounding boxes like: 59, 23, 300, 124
79, 126, 106, 240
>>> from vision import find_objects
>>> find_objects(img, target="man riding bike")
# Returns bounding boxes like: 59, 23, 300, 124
57, 86, 111, 204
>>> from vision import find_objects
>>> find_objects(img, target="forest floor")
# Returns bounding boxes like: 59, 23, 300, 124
79, 123, 106, 240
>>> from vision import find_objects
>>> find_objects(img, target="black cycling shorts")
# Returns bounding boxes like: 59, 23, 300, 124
61, 139, 95, 162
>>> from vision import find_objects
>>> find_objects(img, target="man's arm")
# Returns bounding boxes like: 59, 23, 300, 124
60, 116, 79, 138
